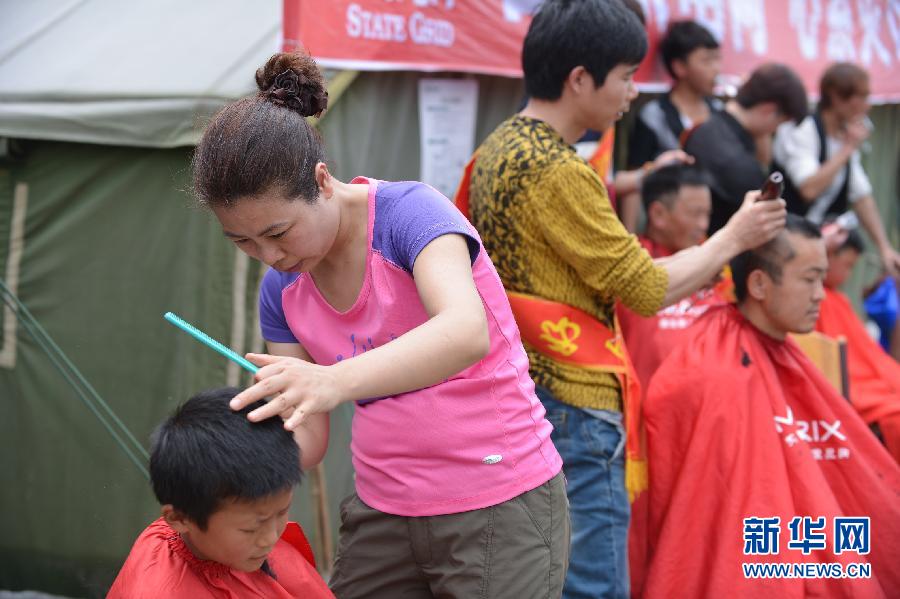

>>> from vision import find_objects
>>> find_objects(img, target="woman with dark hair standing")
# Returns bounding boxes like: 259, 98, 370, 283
192, 51, 568, 599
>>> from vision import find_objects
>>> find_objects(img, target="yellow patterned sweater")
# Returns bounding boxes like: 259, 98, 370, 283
468, 116, 668, 412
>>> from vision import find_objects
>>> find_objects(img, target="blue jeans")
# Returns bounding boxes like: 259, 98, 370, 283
536, 387, 630, 599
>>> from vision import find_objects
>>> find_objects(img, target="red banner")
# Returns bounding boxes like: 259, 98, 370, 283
284, 0, 900, 102
283, 0, 531, 76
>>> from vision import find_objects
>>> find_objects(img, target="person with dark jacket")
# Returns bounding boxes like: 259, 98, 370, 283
684, 63, 807, 234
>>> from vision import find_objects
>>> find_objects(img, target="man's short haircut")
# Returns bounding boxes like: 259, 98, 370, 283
839, 228, 865, 254
641, 163, 711, 211
819, 62, 869, 110
522, 0, 647, 100
735, 63, 809, 123
731, 214, 822, 303
659, 20, 719, 79
150, 387, 302, 529
822, 219, 865, 255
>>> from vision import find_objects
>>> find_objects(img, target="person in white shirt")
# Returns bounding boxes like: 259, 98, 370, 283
774, 62, 900, 277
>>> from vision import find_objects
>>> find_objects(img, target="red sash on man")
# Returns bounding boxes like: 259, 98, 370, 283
816, 287, 900, 463
454, 155, 647, 501
639, 305, 900, 598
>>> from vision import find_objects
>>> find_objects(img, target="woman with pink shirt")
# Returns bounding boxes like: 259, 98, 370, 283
192, 51, 567, 599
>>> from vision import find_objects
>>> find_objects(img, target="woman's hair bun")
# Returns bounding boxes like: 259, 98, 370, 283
255, 51, 328, 118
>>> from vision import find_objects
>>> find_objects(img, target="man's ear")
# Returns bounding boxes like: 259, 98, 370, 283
671, 59, 688, 81
162, 505, 191, 534
747, 270, 769, 301
647, 201, 668, 230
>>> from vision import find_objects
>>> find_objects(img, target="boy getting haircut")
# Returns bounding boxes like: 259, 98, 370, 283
108, 388, 334, 599
150, 387, 302, 529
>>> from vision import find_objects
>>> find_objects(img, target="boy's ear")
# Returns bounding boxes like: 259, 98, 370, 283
162, 505, 191, 533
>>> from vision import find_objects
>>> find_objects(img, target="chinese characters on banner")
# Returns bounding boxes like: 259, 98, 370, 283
284, 0, 900, 102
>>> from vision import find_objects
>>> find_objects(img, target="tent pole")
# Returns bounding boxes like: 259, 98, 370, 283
310, 462, 334, 573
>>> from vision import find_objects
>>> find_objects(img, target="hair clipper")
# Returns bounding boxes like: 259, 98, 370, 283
758, 172, 784, 201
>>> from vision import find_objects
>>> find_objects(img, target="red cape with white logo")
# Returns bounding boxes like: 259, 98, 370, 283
621, 237, 730, 598
107, 518, 334, 599
640, 305, 900, 598
816, 287, 900, 464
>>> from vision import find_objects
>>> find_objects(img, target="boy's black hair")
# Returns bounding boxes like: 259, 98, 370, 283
641, 163, 711, 211
150, 387, 302, 530
659, 20, 720, 79
731, 214, 822, 303
522, 0, 648, 100
735, 63, 809, 124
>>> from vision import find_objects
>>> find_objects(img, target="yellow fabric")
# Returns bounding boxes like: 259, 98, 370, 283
468, 116, 668, 411
626, 458, 648, 503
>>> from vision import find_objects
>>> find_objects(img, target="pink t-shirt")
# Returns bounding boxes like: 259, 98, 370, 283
259, 178, 561, 516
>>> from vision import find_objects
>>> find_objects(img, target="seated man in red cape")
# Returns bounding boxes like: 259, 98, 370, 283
107, 388, 333, 598
618, 163, 731, 597
640, 215, 900, 598
618, 162, 731, 391
815, 228, 900, 463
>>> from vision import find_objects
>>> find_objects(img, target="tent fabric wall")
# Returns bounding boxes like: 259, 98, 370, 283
0, 140, 232, 595
318, 71, 524, 182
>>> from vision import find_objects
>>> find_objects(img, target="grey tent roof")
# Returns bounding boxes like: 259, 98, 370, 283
0, 0, 281, 147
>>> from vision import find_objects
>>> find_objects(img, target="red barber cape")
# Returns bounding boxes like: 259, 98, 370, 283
107, 519, 334, 599
618, 237, 730, 391
816, 288, 900, 463
640, 306, 900, 598
622, 237, 731, 598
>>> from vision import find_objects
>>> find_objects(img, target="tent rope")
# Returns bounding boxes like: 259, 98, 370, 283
0, 277, 149, 479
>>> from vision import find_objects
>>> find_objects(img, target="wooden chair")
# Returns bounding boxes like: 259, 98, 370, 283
790, 331, 850, 400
